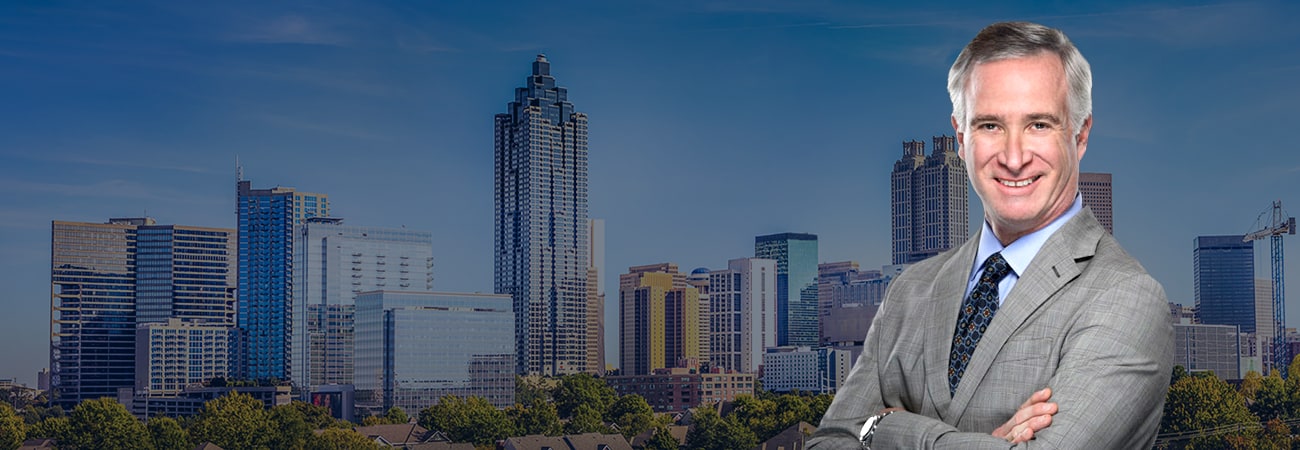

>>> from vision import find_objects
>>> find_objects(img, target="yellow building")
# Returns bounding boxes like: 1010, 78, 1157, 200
619, 264, 706, 375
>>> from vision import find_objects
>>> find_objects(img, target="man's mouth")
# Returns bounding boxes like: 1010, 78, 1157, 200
998, 176, 1040, 188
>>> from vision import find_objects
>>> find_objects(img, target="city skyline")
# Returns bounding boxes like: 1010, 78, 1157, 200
3, 1, 1300, 386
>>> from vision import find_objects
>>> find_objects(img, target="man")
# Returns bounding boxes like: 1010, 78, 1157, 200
808, 22, 1173, 449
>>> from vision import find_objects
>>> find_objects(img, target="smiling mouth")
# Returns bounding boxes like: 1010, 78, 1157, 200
998, 176, 1040, 188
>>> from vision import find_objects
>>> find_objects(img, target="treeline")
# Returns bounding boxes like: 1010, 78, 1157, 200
0, 374, 833, 450
1159, 357, 1300, 449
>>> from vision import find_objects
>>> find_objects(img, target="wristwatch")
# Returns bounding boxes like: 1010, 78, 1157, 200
859, 410, 896, 449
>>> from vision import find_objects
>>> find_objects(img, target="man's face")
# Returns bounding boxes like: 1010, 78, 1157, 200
953, 52, 1091, 245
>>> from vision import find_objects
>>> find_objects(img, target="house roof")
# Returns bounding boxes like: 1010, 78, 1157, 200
503, 433, 633, 450
755, 422, 817, 450
355, 423, 432, 444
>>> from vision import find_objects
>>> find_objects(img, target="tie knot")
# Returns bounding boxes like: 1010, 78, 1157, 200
981, 252, 1011, 283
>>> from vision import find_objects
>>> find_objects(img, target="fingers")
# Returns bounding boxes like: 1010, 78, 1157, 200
1009, 399, 1057, 426
1007, 414, 1053, 444
1019, 387, 1052, 408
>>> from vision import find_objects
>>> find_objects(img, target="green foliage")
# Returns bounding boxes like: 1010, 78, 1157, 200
562, 402, 607, 435
62, 397, 151, 450
304, 428, 382, 450
382, 406, 409, 425
188, 391, 273, 450
644, 424, 681, 450
507, 398, 561, 436
268, 402, 313, 450
1258, 418, 1292, 450
148, 416, 190, 450
1171, 365, 1188, 385
515, 375, 553, 407
418, 395, 514, 446
605, 394, 654, 439
27, 416, 69, 441
1162, 373, 1260, 449
22, 403, 63, 426
683, 407, 756, 450
291, 401, 341, 430
1240, 370, 1263, 400
552, 374, 616, 419
1251, 373, 1290, 422
0, 403, 25, 450
805, 393, 834, 426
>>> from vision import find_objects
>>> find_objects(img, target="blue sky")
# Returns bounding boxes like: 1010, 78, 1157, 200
2, 0, 1299, 386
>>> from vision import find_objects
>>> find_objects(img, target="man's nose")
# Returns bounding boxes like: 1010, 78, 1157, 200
1000, 131, 1030, 171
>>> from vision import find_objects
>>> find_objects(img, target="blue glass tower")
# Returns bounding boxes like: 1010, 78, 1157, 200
755, 233, 819, 347
1194, 235, 1255, 334
237, 179, 328, 381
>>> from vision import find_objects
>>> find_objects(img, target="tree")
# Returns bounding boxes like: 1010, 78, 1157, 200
188, 391, 274, 450
683, 407, 756, 450
304, 428, 382, 450
418, 395, 514, 446
644, 424, 681, 450
507, 398, 561, 436
728, 395, 779, 441
605, 394, 654, 439
148, 416, 190, 450
291, 401, 341, 430
1161, 373, 1260, 449
382, 406, 408, 425
268, 402, 313, 450
26, 416, 69, 441
563, 402, 607, 435
805, 393, 834, 426
1251, 372, 1290, 422
1259, 418, 1291, 450
1241, 370, 1264, 400
61, 397, 151, 450
515, 376, 553, 407
0, 403, 24, 450
552, 374, 616, 419
1171, 365, 1189, 385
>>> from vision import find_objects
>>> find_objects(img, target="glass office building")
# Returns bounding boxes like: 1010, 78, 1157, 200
755, 233, 819, 347
354, 291, 514, 415
1194, 235, 1255, 334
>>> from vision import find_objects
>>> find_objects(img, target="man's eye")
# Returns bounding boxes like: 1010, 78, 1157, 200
1031, 122, 1050, 130
980, 123, 998, 131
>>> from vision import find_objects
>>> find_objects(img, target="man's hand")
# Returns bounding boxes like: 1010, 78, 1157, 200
992, 388, 1057, 444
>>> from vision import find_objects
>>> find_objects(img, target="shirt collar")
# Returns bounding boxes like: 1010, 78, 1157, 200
971, 195, 1084, 282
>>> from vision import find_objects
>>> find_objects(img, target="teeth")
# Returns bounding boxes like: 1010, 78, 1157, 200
1000, 177, 1035, 187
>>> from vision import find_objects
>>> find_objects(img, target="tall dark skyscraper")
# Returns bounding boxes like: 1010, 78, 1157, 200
891, 136, 968, 264
1194, 235, 1255, 334
236, 179, 328, 381
755, 233, 819, 347
494, 55, 591, 376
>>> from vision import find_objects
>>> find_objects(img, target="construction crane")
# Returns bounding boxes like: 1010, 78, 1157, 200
1243, 201, 1296, 376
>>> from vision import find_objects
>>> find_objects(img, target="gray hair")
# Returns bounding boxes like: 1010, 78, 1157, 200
947, 22, 1092, 134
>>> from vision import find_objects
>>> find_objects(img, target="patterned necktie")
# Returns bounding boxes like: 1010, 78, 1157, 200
948, 252, 1012, 395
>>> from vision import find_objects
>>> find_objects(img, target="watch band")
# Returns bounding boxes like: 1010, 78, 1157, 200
859, 410, 896, 449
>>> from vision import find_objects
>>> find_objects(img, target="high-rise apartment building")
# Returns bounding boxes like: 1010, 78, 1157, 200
619, 264, 704, 375
353, 291, 515, 415
51, 218, 236, 408
237, 179, 329, 381
587, 219, 605, 375
136, 319, 232, 397
1256, 278, 1276, 372
1079, 172, 1113, 234
1194, 235, 1255, 335
755, 233, 818, 347
707, 258, 777, 373
494, 55, 590, 376
891, 136, 968, 264
291, 218, 434, 394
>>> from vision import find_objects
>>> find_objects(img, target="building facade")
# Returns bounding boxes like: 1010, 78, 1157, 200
891, 136, 968, 265
135, 319, 232, 396
1194, 235, 1255, 335
237, 179, 328, 381
1079, 172, 1113, 234
707, 258, 777, 374
494, 54, 591, 376
354, 291, 515, 415
607, 366, 755, 413
820, 265, 907, 356
1173, 323, 1242, 380
51, 218, 236, 408
291, 218, 434, 394
1256, 278, 1276, 373
754, 233, 818, 347
760, 346, 852, 394
587, 219, 606, 375
619, 264, 705, 375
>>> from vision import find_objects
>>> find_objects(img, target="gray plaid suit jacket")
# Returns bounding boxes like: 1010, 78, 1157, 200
808, 209, 1173, 449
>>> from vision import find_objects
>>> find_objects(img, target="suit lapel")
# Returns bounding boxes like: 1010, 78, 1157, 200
946, 209, 1104, 423
925, 234, 980, 420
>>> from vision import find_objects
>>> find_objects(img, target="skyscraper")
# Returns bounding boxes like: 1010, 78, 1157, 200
619, 264, 703, 375
51, 218, 236, 408
291, 218, 434, 393
1079, 172, 1113, 234
237, 179, 329, 381
1256, 278, 1275, 372
891, 135, 968, 264
587, 219, 605, 375
755, 233, 818, 347
707, 258, 777, 373
494, 54, 590, 376
1194, 235, 1255, 334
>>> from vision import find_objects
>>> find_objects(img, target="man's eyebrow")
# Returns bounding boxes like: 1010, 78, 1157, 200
1026, 113, 1063, 124
969, 114, 1001, 125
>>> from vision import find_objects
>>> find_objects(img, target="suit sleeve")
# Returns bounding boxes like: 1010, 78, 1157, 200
826, 273, 1174, 449
806, 279, 898, 448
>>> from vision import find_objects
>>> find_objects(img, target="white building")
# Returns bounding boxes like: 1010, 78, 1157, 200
135, 318, 232, 396
707, 258, 777, 374
760, 346, 852, 394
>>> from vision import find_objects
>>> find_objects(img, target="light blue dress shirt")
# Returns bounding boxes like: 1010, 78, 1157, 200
966, 195, 1084, 305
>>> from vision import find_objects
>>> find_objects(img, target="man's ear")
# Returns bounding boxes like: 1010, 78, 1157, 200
951, 116, 965, 160
1075, 115, 1092, 160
